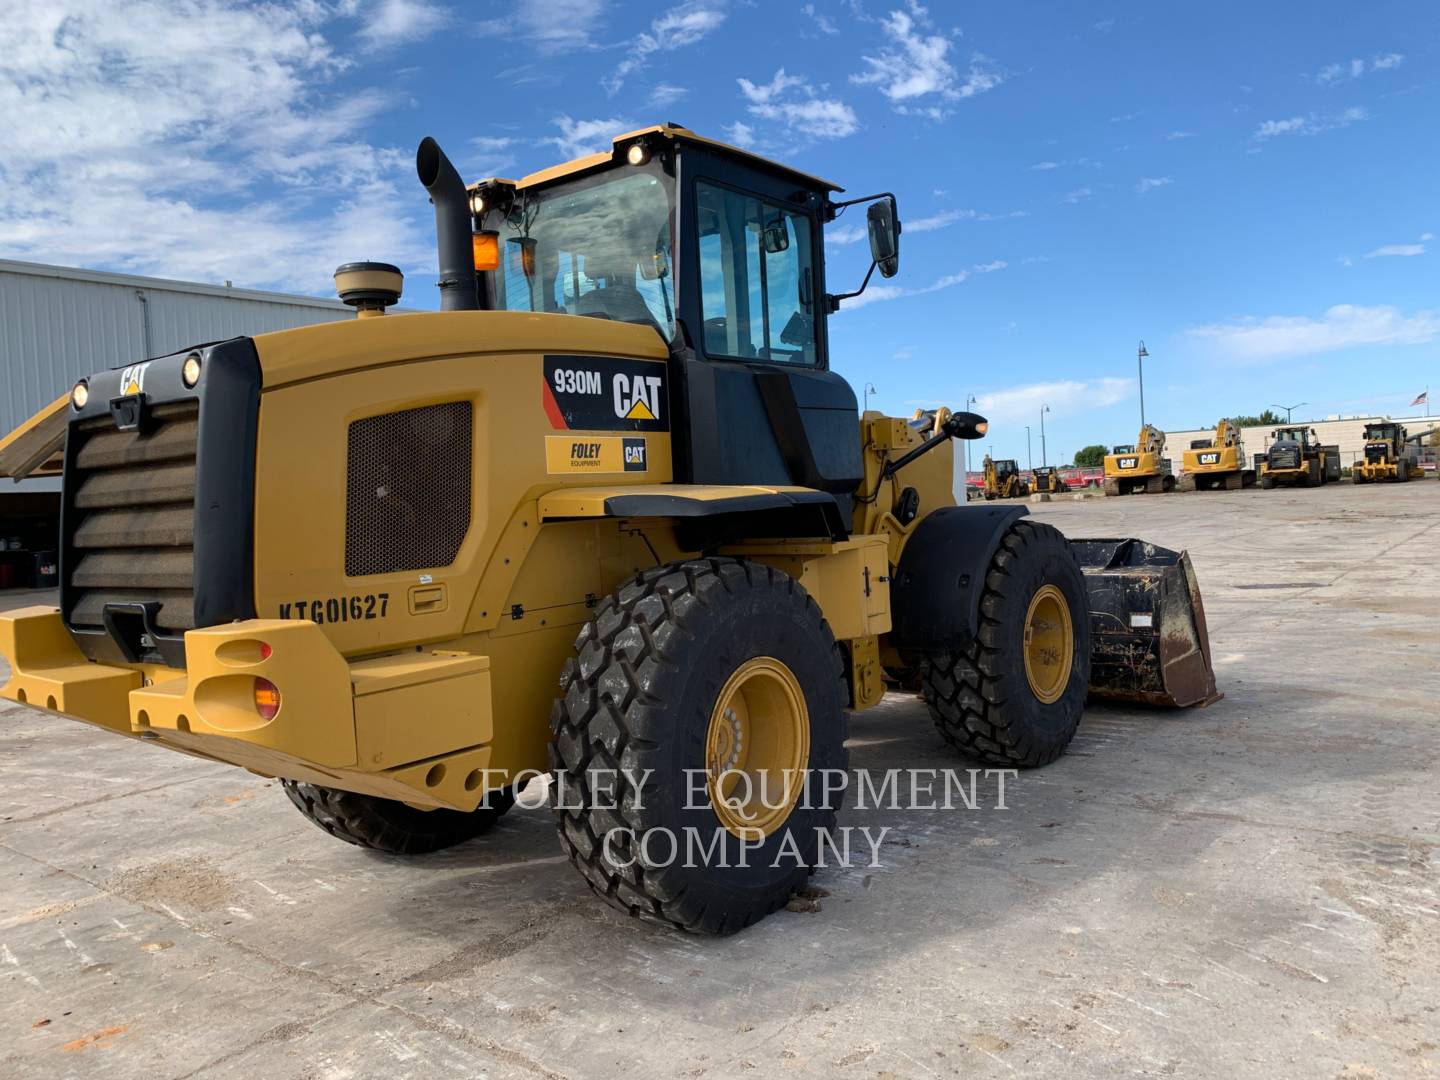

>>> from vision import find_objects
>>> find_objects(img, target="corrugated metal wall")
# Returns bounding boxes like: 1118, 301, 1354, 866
0, 260, 352, 434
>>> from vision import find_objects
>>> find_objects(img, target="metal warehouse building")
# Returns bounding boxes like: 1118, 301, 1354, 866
0, 259, 353, 589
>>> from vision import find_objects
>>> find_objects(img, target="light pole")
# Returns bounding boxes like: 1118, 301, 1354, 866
1026, 425, 1032, 470
1040, 404, 1051, 467
863, 382, 877, 414
1137, 340, 1149, 428
961, 393, 978, 502
1270, 401, 1307, 423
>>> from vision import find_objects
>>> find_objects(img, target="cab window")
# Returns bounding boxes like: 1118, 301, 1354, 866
697, 181, 818, 365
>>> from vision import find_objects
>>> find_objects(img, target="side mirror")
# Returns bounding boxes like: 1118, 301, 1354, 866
867, 198, 900, 278
943, 411, 989, 441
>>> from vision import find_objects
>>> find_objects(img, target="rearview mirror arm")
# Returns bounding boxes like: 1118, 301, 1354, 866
826, 259, 877, 313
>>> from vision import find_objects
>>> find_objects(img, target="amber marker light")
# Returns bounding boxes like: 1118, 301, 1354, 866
254, 677, 281, 720
472, 231, 500, 271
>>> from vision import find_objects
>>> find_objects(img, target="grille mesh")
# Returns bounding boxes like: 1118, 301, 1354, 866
67, 401, 199, 633
345, 401, 473, 576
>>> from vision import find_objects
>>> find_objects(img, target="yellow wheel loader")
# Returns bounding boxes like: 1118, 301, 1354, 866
1103, 424, 1174, 496
1178, 418, 1254, 492
1351, 422, 1417, 483
981, 455, 1029, 499
1258, 426, 1341, 488
0, 125, 1219, 935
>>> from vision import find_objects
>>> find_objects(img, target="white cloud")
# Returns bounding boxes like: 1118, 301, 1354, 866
604, 2, 726, 94
479, 0, 607, 55
544, 115, 631, 159
840, 259, 1006, 311
737, 68, 858, 139
907, 208, 977, 232
649, 82, 689, 107
1062, 187, 1092, 204
467, 135, 518, 176
1364, 234, 1429, 258
851, 2, 1001, 117
801, 2, 839, 34
1165, 130, 1195, 140
724, 120, 756, 146
355, 0, 449, 50
1315, 52, 1403, 84
975, 377, 1134, 424
1187, 304, 1440, 361
0, 0, 434, 295
1029, 160, 1060, 171
1254, 106, 1368, 140
1135, 176, 1173, 194
825, 224, 868, 246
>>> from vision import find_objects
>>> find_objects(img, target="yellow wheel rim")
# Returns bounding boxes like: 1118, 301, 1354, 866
1023, 584, 1074, 705
705, 657, 810, 839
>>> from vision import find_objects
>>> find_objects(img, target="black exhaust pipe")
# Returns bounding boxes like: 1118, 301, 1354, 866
416, 137, 478, 311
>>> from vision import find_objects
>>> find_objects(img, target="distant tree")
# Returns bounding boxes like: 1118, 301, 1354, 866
1227, 409, 1284, 428
1073, 444, 1107, 467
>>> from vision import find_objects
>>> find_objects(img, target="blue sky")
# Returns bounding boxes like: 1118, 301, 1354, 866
3, 1, 1437, 464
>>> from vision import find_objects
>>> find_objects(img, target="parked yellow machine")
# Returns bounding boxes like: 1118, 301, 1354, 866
1259, 426, 1341, 488
1031, 465, 1069, 495
1352, 421, 1417, 483
981, 455, 1029, 499
0, 125, 1219, 934
1179, 419, 1254, 491
1103, 424, 1174, 496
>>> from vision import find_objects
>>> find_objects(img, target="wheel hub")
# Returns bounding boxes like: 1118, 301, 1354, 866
704, 657, 810, 838
1022, 584, 1074, 704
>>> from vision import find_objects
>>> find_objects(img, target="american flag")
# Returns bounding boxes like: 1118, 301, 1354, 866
1412, 390, 1429, 408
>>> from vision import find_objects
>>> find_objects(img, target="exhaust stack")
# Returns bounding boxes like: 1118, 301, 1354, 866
416, 137, 478, 311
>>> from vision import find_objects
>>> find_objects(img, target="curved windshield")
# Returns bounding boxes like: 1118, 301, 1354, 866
493, 169, 676, 340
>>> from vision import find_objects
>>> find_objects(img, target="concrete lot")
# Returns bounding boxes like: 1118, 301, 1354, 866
2, 482, 1437, 1079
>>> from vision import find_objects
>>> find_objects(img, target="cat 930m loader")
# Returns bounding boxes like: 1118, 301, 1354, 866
0, 125, 1218, 934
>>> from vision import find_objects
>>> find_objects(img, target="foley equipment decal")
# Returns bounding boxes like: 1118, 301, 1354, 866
546, 436, 649, 474
542, 355, 668, 432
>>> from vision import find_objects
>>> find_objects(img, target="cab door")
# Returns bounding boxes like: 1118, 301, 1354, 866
671, 151, 862, 513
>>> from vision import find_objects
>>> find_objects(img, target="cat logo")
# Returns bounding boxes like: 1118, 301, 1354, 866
119, 362, 151, 396
1199, 451, 1220, 465
614, 372, 663, 423
1118, 456, 1139, 470
623, 437, 646, 471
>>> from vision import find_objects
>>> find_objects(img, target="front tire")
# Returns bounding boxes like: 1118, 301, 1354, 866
921, 520, 1091, 768
281, 781, 514, 854
550, 559, 848, 935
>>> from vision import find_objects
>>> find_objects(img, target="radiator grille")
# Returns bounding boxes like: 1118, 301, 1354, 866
67, 401, 199, 632
345, 402, 473, 576
1269, 447, 1299, 469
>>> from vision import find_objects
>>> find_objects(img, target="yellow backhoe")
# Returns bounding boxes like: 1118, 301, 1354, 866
1179, 418, 1254, 491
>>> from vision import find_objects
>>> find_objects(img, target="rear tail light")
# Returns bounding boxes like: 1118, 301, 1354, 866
253, 678, 281, 720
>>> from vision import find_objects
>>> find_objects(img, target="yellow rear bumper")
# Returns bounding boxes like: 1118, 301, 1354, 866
0, 608, 497, 810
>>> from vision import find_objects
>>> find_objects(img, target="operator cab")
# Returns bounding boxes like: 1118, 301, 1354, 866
1112, 444, 1135, 454
459, 125, 903, 525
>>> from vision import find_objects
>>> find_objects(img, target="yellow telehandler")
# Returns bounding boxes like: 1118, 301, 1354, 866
0, 125, 1218, 934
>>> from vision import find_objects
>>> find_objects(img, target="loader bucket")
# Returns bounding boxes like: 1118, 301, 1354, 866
1070, 538, 1222, 708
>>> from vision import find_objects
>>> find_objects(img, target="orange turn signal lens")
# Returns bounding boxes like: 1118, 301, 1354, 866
472, 231, 500, 271
253, 677, 281, 720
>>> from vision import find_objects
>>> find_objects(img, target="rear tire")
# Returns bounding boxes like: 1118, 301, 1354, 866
921, 520, 1091, 769
281, 781, 514, 854
550, 558, 848, 935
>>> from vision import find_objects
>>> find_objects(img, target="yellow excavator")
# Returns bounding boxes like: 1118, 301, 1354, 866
1179, 418, 1254, 491
1103, 424, 1174, 496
